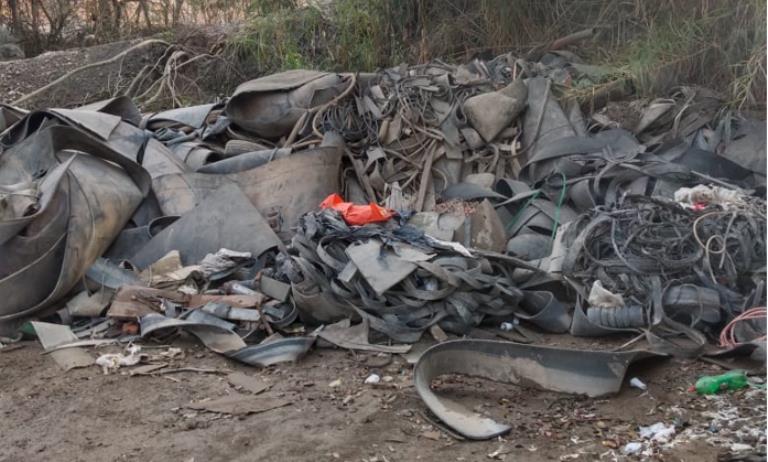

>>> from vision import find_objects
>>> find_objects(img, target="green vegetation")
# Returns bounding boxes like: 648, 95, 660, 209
229, 7, 322, 72
617, 0, 766, 107
225, 0, 410, 74
222, 0, 765, 110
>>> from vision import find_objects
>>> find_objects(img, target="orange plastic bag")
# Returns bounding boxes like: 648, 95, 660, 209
319, 194, 394, 225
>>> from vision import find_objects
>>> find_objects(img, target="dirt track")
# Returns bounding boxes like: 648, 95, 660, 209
1, 333, 763, 462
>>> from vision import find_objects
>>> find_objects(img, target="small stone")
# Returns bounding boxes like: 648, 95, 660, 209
421, 430, 441, 441
601, 440, 618, 449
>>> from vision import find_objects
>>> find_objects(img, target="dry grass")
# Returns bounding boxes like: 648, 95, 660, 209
214, 0, 767, 111
614, 0, 766, 109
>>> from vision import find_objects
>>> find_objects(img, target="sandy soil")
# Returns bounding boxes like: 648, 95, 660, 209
0, 333, 764, 462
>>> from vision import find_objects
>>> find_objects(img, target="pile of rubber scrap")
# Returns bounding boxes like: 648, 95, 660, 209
276, 206, 570, 342
0, 43, 765, 445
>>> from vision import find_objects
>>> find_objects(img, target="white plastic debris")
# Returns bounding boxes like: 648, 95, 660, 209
587, 280, 625, 308
199, 248, 252, 277
424, 235, 474, 257
674, 185, 745, 210
328, 378, 342, 388
730, 443, 753, 452
630, 377, 648, 391
500, 322, 515, 331
622, 442, 643, 455
95, 344, 143, 374
487, 446, 510, 459
365, 373, 381, 384
177, 284, 199, 295
639, 422, 676, 443
158, 347, 183, 358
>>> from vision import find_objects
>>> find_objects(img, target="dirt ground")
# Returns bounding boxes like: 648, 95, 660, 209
0, 332, 764, 462
0, 40, 167, 109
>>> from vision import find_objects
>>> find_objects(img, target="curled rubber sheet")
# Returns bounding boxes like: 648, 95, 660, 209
1, 108, 121, 147
140, 311, 246, 354
345, 240, 417, 295
414, 340, 663, 439
31, 321, 94, 371
130, 183, 281, 268
520, 77, 577, 181
195, 147, 291, 174
316, 318, 411, 354
227, 336, 316, 367
85, 258, 145, 290
517, 290, 571, 333
291, 276, 356, 324
0, 105, 163, 170
226, 147, 342, 239
717, 118, 766, 179
150, 172, 232, 216
140, 312, 314, 366
104, 215, 178, 260
440, 182, 506, 202
0, 125, 150, 322
145, 103, 217, 130
78, 96, 143, 126
0, 104, 27, 131
168, 141, 223, 170
285, 210, 557, 342
225, 70, 346, 138
463, 79, 527, 142
152, 147, 342, 239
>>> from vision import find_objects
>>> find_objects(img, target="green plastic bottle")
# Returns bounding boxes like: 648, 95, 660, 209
693, 370, 749, 395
